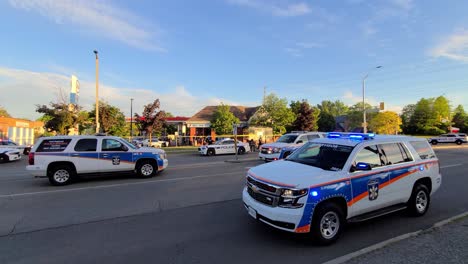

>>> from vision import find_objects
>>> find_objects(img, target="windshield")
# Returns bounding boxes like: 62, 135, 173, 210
287, 142, 354, 171
277, 135, 298, 143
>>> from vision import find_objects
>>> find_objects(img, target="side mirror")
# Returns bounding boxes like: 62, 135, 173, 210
121, 145, 129, 151
296, 140, 303, 144
353, 162, 372, 172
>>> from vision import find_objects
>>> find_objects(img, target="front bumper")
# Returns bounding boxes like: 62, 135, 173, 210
258, 152, 280, 162
6, 153, 21, 161
198, 148, 208, 155
158, 159, 169, 171
242, 187, 304, 232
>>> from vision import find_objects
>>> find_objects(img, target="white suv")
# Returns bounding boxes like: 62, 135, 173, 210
243, 133, 441, 244
27, 135, 168, 186
259, 132, 325, 162
428, 133, 467, 145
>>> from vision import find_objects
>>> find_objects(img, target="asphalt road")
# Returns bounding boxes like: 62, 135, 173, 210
0, 148, 467, 264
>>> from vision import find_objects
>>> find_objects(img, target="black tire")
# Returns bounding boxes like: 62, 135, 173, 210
48, 165, 74, 186
238, 147, 246, 155
137, 160, 157, 178
407, 184, 430, 216
207, 148, 215, 156
430, 140, 438, 145
0, 154, 9, 163
455, 140, 462, 145
310, 202, 345, 245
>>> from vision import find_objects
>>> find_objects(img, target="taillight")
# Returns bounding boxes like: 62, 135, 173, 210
28, 152, 35, 165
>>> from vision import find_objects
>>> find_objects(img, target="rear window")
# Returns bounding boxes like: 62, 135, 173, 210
36, 139, 72, 152
409, 141, 436, 160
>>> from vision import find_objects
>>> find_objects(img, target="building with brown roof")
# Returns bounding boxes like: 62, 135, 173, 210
186, 105, 259, 145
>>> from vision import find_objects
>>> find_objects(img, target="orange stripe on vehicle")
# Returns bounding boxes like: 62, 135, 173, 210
295, 224, 310, 233
347, 191, 368, 206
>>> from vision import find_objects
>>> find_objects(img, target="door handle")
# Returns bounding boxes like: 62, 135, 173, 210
71, 154, 79, 157
102, 154, 109, 157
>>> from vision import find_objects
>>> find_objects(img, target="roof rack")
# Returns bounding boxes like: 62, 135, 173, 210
95, 133, 108, 136
290, 131, 309, 134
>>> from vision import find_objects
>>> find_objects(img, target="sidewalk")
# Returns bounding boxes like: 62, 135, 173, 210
342, 214, 468, 264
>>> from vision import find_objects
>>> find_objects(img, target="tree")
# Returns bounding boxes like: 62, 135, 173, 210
317, 112, 336, 132
452, 105, 467, 133
317, 100, 349, 117
347, 102, 377, 131
36, 103, 77, 135
291, 101, 320, 131
0, 106, 11, 118
210, 104, 240, 135
433, 96, 450, 122
369, 111, 402, 135
249, 93, 295, 134
134, 99, 166, 140
410, 98, 440, 135
89, 101, 127, 136
401, 104, 416, 134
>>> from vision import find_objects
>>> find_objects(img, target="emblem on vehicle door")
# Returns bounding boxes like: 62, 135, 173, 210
367, 180, 379, 201
112, 156, 121, 165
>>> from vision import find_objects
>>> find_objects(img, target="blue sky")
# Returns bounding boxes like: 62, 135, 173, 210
1, 0, 468, 119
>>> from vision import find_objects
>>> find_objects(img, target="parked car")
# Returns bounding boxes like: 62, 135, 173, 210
0, 148, 22, 163
0, 139, 32, 154
428, 133, 467, 145
26, 135, 168, 186
259, 132, 326, 162
142, 138, 169, 148
199, 138, 250, 156
243, 132, 441, 244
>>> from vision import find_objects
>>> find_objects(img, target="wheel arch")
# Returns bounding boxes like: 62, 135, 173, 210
314, 196, 348, 219
413, 177, 432, 194
47, 161, 77, 175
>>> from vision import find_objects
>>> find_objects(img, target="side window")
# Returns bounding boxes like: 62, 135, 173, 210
447, 134, 456, 138
379, 143, 412, 165
307, 134, 320, 141
102, 139, 125, 152
36, 139, 72, 152
297, 136, 307, 143
74, 139, 97, 152
410, 141, 436, 160
354, 145, 384, 169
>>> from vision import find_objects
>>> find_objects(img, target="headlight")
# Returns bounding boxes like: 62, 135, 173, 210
279, 188, 308, 208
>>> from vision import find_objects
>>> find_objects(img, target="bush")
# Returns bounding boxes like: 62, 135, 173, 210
423, 126, 445, 135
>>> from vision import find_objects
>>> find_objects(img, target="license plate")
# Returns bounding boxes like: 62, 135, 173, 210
248, 206, 257, 219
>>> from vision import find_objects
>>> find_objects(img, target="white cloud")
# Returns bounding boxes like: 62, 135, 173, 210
0, 66, 240, 120
227, 0, 311, 17
8, 0, 165, 51
429, 31, 468, 62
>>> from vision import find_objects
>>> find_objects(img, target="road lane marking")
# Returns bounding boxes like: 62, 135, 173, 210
0, 171, 245, 198
440, 163, 463, 169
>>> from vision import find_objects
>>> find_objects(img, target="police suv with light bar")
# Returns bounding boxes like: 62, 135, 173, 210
259, 132, 325, 162
243, 133, 441, 244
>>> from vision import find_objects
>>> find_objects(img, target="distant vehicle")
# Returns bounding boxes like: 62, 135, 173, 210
428, 133, 467, 145
26, 135, 168, 186
259, 132, 326, 162
142, 138, 169, 148
0, 148, 22, 163
0, 139, 32, 154
244, 133, 441, 245
131, 137, 145, 147
198, 138, 250, 156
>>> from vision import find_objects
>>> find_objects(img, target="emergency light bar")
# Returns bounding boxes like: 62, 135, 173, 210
327, 132, 375, 140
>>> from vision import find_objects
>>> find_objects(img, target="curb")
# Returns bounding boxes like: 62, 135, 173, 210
322, 211, 468, 264
224, 158, 260, 163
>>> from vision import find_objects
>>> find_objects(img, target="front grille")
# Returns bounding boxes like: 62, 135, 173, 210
247, 187, 275, 206
247, 177, 277, 193
261, 147, 270, 154
247, 176, 281, 206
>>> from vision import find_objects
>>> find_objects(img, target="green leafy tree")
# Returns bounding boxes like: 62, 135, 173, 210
317, 112, 336, 132
347, 102, 377, 131
452, 105, 468, 133
317, 100, 349, 117
89, 101, 127, 136
0, 106, 11, 118
410, 98, 440, 135
291, 101, 320, 131
369, 111, 402, 135
36, 103, 77, 135
249, 93, 295, 134
401, 104, 416, 134
210, 104, 240, 135
433, 96, 450, 122
134, 99, 166, 140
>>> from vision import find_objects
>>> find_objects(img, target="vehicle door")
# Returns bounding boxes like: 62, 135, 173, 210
446, 134, 456, 143
438, 134, 448, 143
221, 140, 235, 154
377, 143, 415, 204
99, 138, 134, 172
348, 144, 391, 216
72, 138, 99, 174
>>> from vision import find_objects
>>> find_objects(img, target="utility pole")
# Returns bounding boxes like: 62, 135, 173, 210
263, 86, 266, 104
130, 98, 134, 139
362, 66, 382, 133
94, 50, 100, 134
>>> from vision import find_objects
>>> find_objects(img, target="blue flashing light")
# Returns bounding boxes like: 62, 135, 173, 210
357, 163, 368, 168
419, 165, 424, 171
327, 132, 375, 140
311, 191, 318, 197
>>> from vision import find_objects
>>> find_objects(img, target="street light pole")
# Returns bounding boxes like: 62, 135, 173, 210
94, 50, 100, 134
362, 66, 382, 133
130, 98, 134, 139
